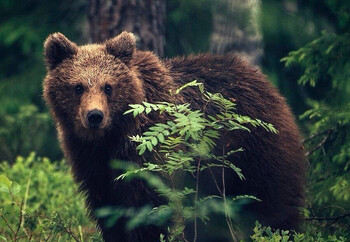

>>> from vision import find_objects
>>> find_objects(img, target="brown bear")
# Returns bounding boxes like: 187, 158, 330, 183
43, 31, 306, 241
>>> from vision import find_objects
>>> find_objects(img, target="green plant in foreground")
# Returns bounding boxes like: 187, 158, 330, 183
0, 153, 102, 241
98, 81, 277, 241
106, 81, 347, 241
251, 221, 346, 242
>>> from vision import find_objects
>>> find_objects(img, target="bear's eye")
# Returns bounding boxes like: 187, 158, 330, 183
74, 84, 84, 95
104, 84, 112, 95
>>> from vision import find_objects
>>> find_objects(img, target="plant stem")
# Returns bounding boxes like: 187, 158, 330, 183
193, 159, 201, 242
221, 145, 237, 242
14, 200, 24, 241
1, 214, 15, 240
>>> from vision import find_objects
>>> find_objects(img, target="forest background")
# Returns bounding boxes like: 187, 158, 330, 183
0, 0, 349, 241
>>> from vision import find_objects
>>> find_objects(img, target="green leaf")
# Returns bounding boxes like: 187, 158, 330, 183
175, 80, 202, 94
233, 195, 261, 202
11, 182, 21, 195
0, 175, 12, 190
145, 107, 152, 114
157, 133, 165, 143
151, 137, 158, 146
138, 144, 147, 155
0, 186, 9, 193
123, 109, 134, 115
146, 142, 153, 152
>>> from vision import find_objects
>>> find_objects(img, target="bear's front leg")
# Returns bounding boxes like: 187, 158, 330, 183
99, 218, 165, 242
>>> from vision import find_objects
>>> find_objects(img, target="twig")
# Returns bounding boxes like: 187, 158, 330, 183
46, 233, 57, 242
193, 159, 201, 242
1, 214, 16, 239
313, 205, 346, 217
154, 150, 166, 164
20, 171, 32, 240
14, 201, 24, 240
306, 132, 330, 156
15, 231, 40, 241
221, 145, 237, 242
205, 161, 223, 196
306, 212, 350, 221
44, 232, 52, 242
169, 170, 188, 242
64, 225, 80, 242
302, 127, 336, 143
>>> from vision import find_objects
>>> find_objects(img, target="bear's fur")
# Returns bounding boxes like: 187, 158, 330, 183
43, 32, 306, 241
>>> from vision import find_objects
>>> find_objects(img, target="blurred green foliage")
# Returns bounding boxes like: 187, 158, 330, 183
261, 1, 332, 114
251, 222, 346, 242
165, 0, 213, 57
0, 105, 59, 163
0, 153, 101, 241
0, 0, 87, 161
281, 0, 350, 239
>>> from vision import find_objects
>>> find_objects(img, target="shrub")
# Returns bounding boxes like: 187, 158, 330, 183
282, 9, 350, 236
0, 153, 101, 241
251, 222, 346, 242
98, 81, 277, 241
0, 105, 61, 163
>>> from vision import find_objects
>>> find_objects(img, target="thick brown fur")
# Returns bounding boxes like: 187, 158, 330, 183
43, 32, 306, 241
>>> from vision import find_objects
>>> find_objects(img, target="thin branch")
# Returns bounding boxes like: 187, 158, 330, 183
14, 201, 24, 241
302, 127, 336, 143
221, 145, 237, 242
1, 214, 16, 239
20, 171, 32, 240
44, 232, 53, 242
193, 159, 201, 242
46, 233, 57, 242
15, 231, 41, 241
205, 161, 223, 196
306, 212, 350, 222
64, 225, 80, 242
153, 149, 166, 164
313, 205, 346, 217
306, 130, 332, 156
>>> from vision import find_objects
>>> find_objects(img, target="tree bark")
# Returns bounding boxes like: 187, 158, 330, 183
210, 0, 263, 66
88, 0, 166, 57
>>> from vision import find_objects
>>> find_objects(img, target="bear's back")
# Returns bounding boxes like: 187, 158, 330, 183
164, 53, 306, 231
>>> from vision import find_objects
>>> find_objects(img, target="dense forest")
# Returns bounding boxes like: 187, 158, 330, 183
0, 0, 349, 241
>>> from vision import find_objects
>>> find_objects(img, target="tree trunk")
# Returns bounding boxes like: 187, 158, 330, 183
210, 0, 263, 66
88, 0, 166, 57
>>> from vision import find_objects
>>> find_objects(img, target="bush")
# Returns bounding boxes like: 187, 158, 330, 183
0, 105, 61, 162
282, 3, 350, 237
251, 222, 346, 242
0, 153, 101, 241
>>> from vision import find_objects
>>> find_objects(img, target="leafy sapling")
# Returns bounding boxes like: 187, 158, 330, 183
106, 81, 278, 241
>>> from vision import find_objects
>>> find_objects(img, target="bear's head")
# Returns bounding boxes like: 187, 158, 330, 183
43, 32, 145, 140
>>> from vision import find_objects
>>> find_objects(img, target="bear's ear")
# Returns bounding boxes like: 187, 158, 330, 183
44, 33, 78, 70
105, 31, 136, 66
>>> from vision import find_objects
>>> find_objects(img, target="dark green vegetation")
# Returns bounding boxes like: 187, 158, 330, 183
0, 153, 102, 241
0, 0, 87, 162
0, 0, 349, 241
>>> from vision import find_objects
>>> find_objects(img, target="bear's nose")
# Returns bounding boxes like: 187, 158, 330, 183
87, 109, 104, 128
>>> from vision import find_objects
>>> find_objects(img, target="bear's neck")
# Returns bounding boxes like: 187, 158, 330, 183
133, 51, 178, 104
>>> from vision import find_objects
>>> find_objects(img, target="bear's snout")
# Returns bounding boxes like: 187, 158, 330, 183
87, 109, 104, 128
